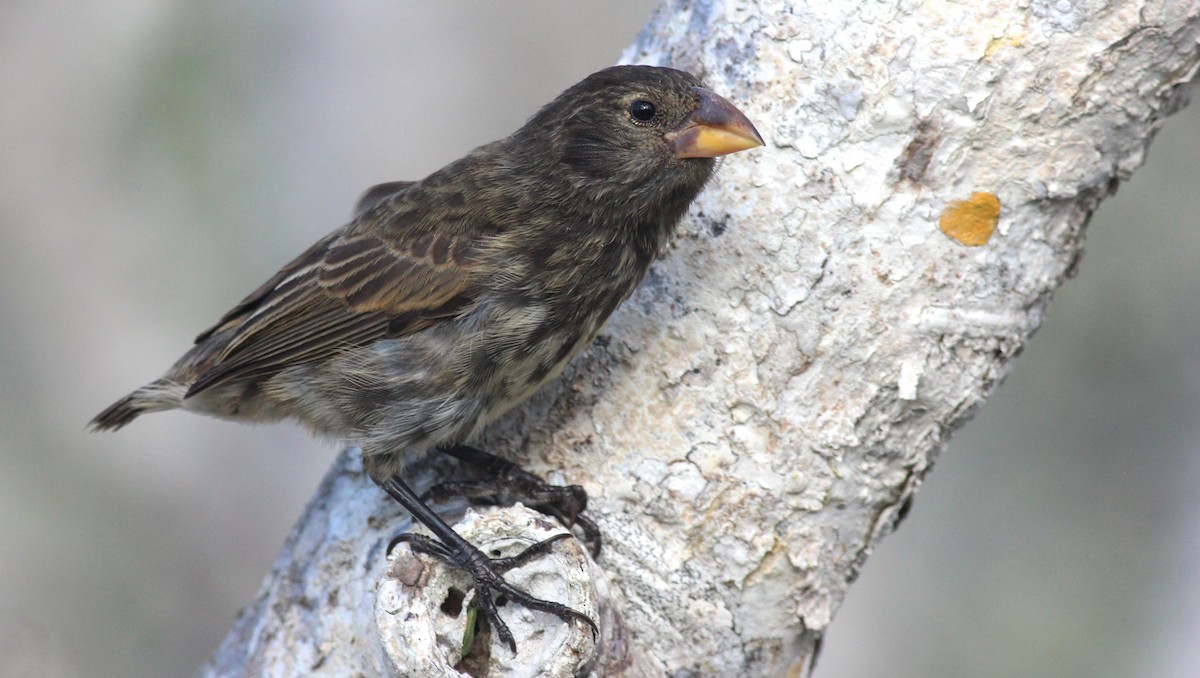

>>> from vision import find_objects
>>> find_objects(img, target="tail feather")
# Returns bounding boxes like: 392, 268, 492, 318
90, 380, 187, 431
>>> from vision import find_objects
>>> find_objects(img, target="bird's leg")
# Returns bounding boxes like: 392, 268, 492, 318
380, 475, 597, 653
427, 444, 601, 557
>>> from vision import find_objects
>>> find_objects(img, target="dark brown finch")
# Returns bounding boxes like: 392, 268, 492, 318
92, 64, 763, 650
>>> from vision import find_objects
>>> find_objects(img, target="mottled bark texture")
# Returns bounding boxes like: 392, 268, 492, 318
202, 1, 1200, 676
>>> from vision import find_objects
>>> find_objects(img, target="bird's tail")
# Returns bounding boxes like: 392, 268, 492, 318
90, 379, 187, 431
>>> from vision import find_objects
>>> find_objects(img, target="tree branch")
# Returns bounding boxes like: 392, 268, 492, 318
202, 1, 1200, 675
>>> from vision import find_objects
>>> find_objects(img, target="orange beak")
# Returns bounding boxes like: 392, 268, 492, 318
669, 87, 765, 159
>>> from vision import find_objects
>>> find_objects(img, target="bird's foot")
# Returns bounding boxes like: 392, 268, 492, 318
380, 475, 597, 653
387, 531, 597, 653
430, 444, 601, 557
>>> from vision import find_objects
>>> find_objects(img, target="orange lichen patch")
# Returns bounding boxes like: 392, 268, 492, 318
939, 192, 1001, 246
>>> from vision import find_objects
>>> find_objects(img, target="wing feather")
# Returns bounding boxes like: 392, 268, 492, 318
184, 187, 487, 399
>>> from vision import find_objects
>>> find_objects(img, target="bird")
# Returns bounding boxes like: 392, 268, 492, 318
91, 64, 763, 651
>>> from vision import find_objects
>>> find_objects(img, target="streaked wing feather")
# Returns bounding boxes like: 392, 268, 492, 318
186, 301, 391, 396
318, 231, 475, 313
184, 220, 481, 399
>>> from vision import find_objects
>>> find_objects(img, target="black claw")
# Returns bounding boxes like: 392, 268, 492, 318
389, 532, 453, 560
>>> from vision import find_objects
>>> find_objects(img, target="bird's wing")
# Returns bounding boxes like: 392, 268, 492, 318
184, 187, 486, 399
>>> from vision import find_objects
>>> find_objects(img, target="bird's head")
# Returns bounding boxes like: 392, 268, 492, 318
513, 65, 764, 210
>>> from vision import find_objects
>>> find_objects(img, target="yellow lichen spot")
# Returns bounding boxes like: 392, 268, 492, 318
985, 33, 1025, 59
939, 192, 1000, 246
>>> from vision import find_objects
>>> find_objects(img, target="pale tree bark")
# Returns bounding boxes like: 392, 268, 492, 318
202, 1, 1200, 676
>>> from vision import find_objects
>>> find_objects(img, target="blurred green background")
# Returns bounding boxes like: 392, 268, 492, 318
1, 3, 1197, 677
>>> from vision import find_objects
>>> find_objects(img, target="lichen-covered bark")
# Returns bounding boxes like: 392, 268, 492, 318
203, 1, 1200, 676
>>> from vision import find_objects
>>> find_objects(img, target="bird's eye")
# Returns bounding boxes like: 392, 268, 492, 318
629, 100, 657, 123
